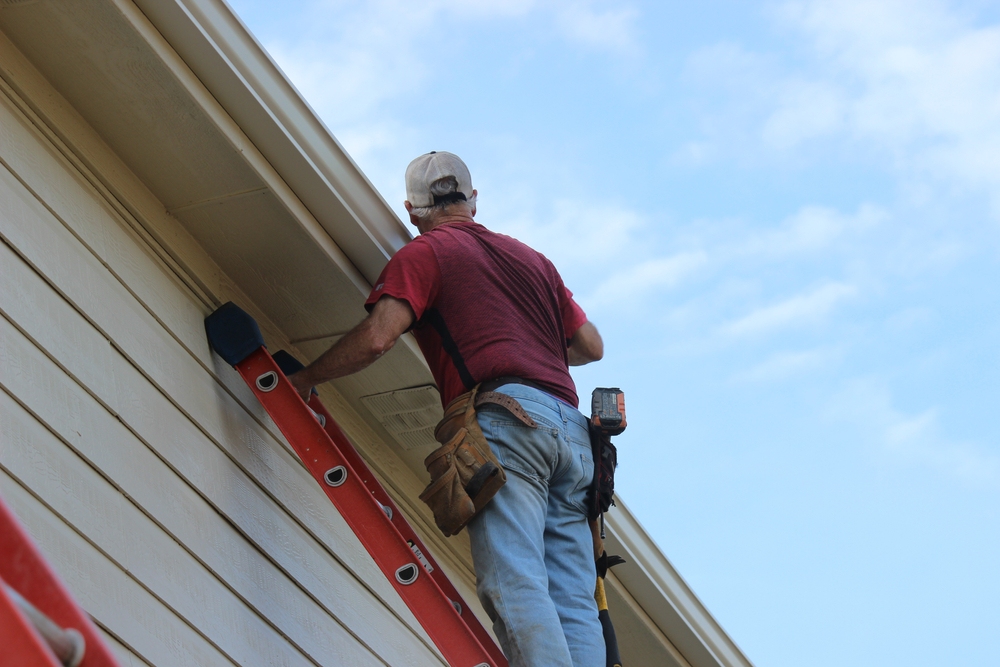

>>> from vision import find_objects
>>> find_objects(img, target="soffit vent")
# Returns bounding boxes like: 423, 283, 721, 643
360, 385, 443, 451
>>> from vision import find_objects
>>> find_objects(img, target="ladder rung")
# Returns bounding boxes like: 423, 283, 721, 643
3, 582, 85, 667
0, 493, 123, 667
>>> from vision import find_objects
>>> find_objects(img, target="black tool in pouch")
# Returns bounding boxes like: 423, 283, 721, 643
589, 387, 625, 534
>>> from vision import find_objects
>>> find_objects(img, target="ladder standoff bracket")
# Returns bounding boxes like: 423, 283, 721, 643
204, 301, 266, 365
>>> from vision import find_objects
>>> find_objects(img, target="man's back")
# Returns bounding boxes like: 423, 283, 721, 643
370, 220, 587, 407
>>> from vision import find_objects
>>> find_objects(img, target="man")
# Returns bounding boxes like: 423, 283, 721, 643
289, 151, 605, 667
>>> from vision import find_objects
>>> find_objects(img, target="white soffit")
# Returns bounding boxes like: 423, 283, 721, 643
360, 386, 443, 452
132, 0, 411, 287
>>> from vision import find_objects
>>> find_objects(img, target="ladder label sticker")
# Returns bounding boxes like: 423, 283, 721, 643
408, 540, 434, 575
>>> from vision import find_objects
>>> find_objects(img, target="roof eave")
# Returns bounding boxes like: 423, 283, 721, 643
133, 0, 412, 287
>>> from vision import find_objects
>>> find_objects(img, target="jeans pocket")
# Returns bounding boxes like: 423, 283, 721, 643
569, 450, 594, 514
485, 417, 559, 483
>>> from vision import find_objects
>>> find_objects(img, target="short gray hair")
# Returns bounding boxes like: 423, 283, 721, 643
409, 176, 477, 219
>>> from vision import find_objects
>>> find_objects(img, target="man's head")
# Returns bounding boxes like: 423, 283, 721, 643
404, 151, 478, 233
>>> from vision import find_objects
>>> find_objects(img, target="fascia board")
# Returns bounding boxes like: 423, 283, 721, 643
604, 500, 755, 667
132, 0, 411, 287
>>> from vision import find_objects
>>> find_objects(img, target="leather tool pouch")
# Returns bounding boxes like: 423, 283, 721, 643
419, 384, 537, 536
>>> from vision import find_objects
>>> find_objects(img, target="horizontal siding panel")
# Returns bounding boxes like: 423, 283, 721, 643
0, 238, 440, 666
97, 627, 154, 667
0, 94, 442, 663
0, 387, 370, 667
0, 119, 414, 622
0, 472, 236, 667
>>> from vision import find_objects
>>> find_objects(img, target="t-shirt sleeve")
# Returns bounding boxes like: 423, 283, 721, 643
364, 238, 441, 320
560, 285, 588, 342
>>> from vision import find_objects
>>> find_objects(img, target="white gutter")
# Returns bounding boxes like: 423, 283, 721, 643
133, 0, 411, 287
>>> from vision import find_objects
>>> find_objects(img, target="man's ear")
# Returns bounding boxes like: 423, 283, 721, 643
470, 189, 477, 217
404, 200, 419, 227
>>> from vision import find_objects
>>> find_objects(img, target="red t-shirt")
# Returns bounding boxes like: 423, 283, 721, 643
365, 221, 588, 407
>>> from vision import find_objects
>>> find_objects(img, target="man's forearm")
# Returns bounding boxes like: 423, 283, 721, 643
288, 296, 415, 399
292, 323, 386, 392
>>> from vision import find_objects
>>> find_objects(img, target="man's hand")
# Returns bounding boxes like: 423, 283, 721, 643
288, 372, 314, 404
568, 321, 603, 366
287, 296, 416, 397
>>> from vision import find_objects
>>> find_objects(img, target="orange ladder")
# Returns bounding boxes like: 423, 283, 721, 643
205, 302, 506, 667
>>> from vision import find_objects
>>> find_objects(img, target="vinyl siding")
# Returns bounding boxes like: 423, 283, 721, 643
0, 56, 444, 667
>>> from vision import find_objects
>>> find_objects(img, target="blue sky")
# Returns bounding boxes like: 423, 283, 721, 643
227, 1, 1000, 665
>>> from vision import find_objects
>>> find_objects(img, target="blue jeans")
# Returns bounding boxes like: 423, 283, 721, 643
469, 384, 604, 667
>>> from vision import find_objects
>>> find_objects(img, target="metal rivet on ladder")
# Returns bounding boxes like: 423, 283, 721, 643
255, 371, 278, 392
381, 504, 393, 520
324, 466, 347, 487
451, 599, 462, 615
395, 564, 418, 585
316, 413, 327, 428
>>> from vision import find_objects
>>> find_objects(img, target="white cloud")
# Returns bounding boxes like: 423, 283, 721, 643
761, 80, 845, 148
771, 0, 1000, 199
730, 346, 836, 383
828, 378, 1000, 484
723, 282, 857, 337
495, 198, 647, 268
585, 251, 708, 312
684, 1, 1000, 207
736, 203, 886, 257
554, 5, 639, 53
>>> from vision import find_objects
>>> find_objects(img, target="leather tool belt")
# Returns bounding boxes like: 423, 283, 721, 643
419, 382, 537, 536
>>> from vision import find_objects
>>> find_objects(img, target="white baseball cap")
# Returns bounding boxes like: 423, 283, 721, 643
405, 151, 474, 208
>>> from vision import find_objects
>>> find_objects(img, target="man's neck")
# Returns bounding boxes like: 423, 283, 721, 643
422, 213, 475, 234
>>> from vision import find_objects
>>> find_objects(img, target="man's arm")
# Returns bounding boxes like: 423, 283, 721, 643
288, 296, 416, 400
567, 321, 603, 366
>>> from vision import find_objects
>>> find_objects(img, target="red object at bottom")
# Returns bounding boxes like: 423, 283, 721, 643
0, 492, 122, 667
0, 581, 62, 667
